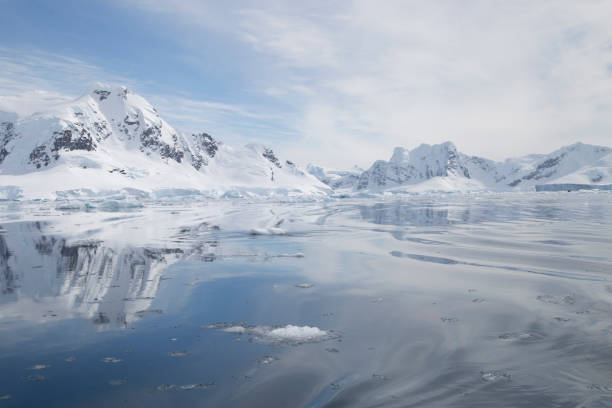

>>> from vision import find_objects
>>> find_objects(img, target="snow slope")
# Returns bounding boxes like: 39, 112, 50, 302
0, 83, 330, 200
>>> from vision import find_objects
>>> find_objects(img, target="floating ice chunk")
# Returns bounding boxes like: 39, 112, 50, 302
481, 370, 511, 382
22, 375, 47, 381
29, 364, 50, 370
249, 228, 286, 236
536, 295, 575, 305
267, 325, 327, 341
65, 356, 76, 362
102, 357, 122, 363
256, 356, 279, 365
295, 283, 313, 289
169, 351, 190, 357
206, 322, 339, 345
156, 382, 214, 392
498, 332, 544, 342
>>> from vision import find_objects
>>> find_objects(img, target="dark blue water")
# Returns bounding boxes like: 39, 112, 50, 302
0, 192, 611, 407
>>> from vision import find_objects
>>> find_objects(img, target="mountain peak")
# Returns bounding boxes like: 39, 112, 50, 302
84, 82, 131, 102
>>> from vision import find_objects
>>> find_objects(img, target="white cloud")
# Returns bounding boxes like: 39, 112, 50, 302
5, 1, 612, 168
0, 47, 277, 148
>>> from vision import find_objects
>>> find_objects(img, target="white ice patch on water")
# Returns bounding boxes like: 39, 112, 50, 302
249, 228, 286, 236
267, 325, 327, 340
207, 323, 338, 345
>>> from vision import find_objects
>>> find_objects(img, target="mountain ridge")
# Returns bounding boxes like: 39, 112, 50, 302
309, 141, 612, 193
1, 83, 611, 199
0, 83, 329, 200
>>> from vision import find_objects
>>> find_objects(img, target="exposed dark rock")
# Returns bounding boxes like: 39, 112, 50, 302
123, 116, 139, 126
29, 145, 51, 168
191, 133, 218, 170
140, 126, 184, 163
263, 148, 281, 168
52, 129, 96, 152
93, 90, 111, 101
0, 121, 16, 164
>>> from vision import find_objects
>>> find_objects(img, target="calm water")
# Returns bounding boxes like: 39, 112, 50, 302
0, 192, 611, 407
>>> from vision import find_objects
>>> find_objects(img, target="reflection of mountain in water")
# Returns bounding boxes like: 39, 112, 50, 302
358, 203, 452, 226
357, 200, 526, 227
0, 221, 218, 328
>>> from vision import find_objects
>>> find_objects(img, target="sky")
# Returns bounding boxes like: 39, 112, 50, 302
1, 0, 612, 169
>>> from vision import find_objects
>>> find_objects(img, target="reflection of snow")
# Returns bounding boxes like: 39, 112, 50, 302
0, 221, 215, 328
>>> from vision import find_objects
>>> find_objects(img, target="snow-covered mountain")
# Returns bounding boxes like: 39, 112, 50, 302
0, 83, 329, 200
306, 164, 362, 190
310, 141, 612, 193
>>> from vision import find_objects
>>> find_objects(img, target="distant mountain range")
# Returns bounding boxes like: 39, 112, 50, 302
0, 83, 611, 199
308, 141, 612, 193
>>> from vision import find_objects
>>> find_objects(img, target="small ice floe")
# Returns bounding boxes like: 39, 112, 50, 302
372, 373, 391, 381
536, 295, 575, 305
295, 283, 313, 289
481, 370, 511, 382
249, 228, 285, 236
205, 323, 340, 345
169, 338, 178, 342
108, 379, 125, 386
22, 375, 47, 382
277, 253, 305, 258
102, 357, 122, 363
326, 348, 340, 353
29, 364, 50, 370
155, 382, 214, 392
65, 356, 76, 362
553, 317, 571, 322
169, 351, 190, 357
472, 298, 485, 303
498, 332, 544, 342
371, 297, 384, 303
440, 317, 459, 323
0, 394, 10, 400
256, 356, 279, 365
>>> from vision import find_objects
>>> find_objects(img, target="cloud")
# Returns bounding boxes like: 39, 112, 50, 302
4, 1, 612, 168
225, 1, 612, 165
0, 47, 280, 148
